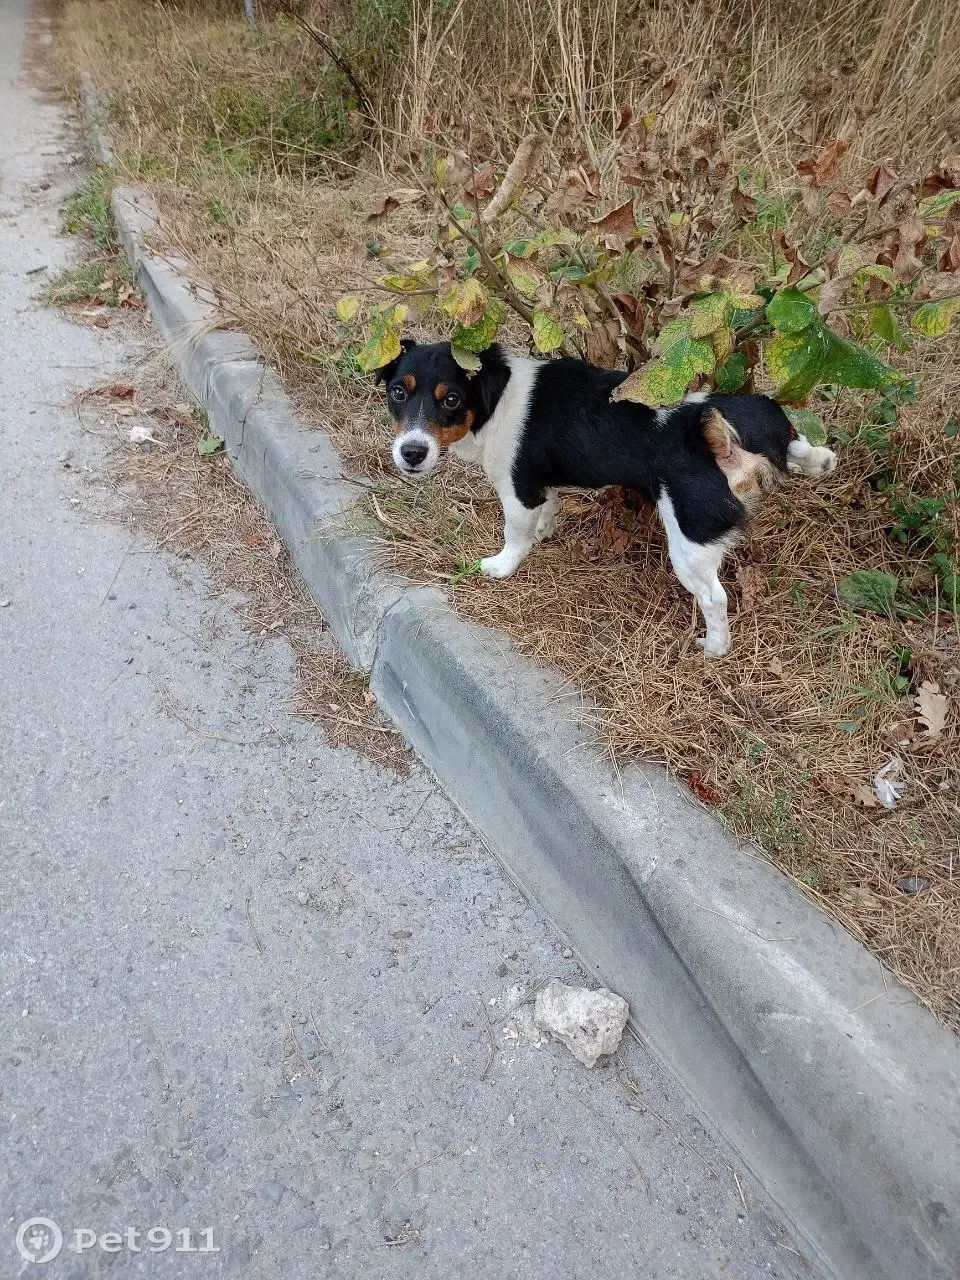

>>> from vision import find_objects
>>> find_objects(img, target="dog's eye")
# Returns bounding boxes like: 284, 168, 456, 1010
443, 392, 461, 410
390, 384, 407, 403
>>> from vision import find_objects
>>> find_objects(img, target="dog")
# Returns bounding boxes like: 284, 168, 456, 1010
378, 340, 837, 656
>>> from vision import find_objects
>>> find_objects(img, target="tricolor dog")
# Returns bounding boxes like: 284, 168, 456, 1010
379, 340, 837, 656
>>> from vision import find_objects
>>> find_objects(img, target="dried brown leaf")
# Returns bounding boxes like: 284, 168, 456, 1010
731, 183, 757, 223
915, 682, 949, 741
589, 197, 637, 246
367, 187, 422, 219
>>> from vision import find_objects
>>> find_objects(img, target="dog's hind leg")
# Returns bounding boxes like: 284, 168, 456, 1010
481, 490, 543, 578
535, 488, 560, 541
657, 492, 731, 657
787, 433, 838, 477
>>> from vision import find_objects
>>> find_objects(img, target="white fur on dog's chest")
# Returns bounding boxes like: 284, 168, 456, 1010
451, 355, 540, 490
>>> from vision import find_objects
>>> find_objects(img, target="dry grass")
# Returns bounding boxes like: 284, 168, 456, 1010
79, 353, 409, 772
57, 0, 960, 1028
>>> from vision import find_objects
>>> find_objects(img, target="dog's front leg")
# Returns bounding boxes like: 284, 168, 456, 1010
480, 491, 542, 579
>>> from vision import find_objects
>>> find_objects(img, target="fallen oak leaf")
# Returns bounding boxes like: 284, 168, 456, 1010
893, 216, 926, 282
816, 773, 880, 807
915, 681, 949, 742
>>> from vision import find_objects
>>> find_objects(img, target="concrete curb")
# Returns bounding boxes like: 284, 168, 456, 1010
103, 176, 959, 1280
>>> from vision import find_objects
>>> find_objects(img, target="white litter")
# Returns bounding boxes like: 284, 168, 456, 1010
128, 424, 157, 444
873, 756, 906, 809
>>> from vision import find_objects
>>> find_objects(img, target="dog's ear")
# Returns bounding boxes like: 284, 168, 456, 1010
477, 344, 511, 416
374, 338, 416, 384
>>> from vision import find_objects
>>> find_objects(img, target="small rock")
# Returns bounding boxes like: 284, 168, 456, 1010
0, 599, 10, 608
534, 979, 629, 1068
897, 875, 931, 895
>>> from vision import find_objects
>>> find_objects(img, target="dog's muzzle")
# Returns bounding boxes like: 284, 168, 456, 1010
392, 427, 439, 477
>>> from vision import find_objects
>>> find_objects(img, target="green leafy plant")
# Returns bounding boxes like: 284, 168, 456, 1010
838, 570, 900, 617
338, 114, 960, 415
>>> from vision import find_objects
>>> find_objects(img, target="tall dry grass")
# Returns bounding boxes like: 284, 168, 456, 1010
333, 0, 960, 178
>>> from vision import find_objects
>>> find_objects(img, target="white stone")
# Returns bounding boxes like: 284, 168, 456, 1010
533, 979, 629, 1068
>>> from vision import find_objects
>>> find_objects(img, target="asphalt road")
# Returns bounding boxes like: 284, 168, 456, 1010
0, 2, 817, 1276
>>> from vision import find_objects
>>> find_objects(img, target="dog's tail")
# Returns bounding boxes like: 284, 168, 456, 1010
702, 408, 778, 514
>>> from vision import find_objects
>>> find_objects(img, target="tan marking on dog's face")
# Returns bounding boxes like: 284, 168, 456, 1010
704, 409, 777, 512
434, 382, 449, 401
416, 408, 474, 448
402, 374, 417, 393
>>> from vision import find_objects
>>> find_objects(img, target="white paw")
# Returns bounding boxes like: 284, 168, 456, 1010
696, 634, 731, 658
535, 512, 558, 542
480, 552, 522, 579
789, 445, 837, 478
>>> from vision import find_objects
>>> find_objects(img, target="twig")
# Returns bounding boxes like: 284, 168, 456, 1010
570, 1090, 651, 1195
100, 539, 134, 604
245, 894, 265, 955
617, 1066, 722, 1177
273, 0, 375, 119
476, 999, 498, 1079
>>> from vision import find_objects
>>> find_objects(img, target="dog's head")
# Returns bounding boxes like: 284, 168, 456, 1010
377, 340, 510, 477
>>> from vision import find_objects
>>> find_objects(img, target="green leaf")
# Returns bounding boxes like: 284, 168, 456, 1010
714, 352, 748, 393
614, 331, 714, 407
767, 317, 896, 399
440, 277, 489, 327
870, 304, 899, 344
818, 326, 896, 389
711, 325, 734, 364
766, 287, 817, 334
838, 570, 899, 617
911, 297, 960, 337
652, 317, 693, 354
689, 292, 729, 338
335, 295, 360, 323
547, 262, 589, 283
613, 360, 691, 407
918, 190, 960, 220
451, 345, 482, 371
504, 238, 537, 259
783, 406, 826, 445
197, 435, 224, 456
728, 290, 764, 310
356, 302, 408, 372
506, 265, 540, 299
766, 326, 826, 400
452, 297, 506, 352
383, 261, 435, 292
660, 332, 715, 380
852, 263, 895, 288
532, 308, 565, 353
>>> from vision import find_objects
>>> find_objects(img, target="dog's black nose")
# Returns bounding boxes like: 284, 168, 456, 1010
400, 440, 429, 467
